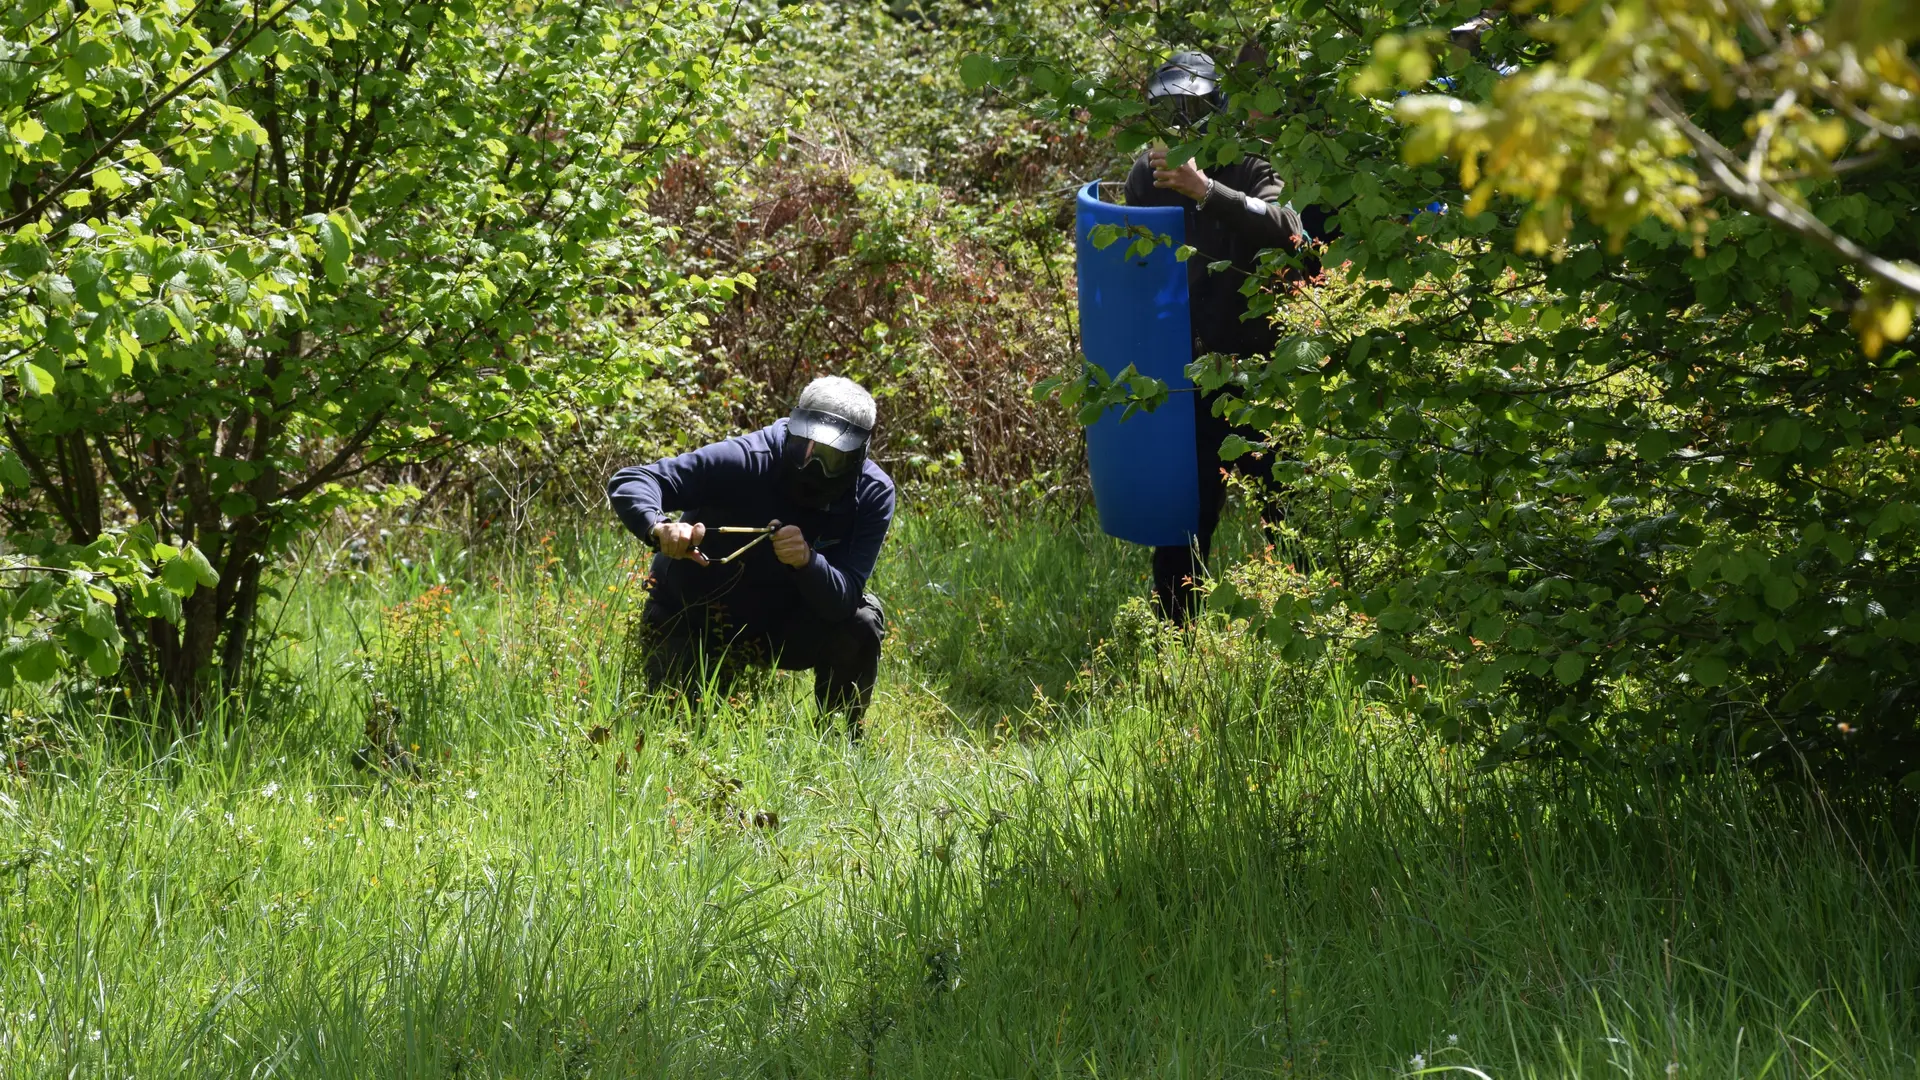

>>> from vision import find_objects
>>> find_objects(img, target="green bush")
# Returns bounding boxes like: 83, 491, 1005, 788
991, 0, 1920, 788
632, 0, 1120, 487
0, 0, 756, 710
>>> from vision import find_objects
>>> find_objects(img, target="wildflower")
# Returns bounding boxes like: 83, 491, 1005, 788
465, 788, 478, 801
1667, 1064, 1679, 1079
382, 816, 398, 829
260, 781, 280, 800
1447, 1034, 1458, 1046
89, 1029, 101, 1042
1408, 1053, 1425, 1070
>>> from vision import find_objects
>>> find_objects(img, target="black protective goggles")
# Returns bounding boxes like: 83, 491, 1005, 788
1149, 93, 1217, 132
806, 440, 855, 477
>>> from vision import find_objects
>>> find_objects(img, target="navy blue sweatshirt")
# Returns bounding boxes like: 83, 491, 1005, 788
607, 419, 896, 635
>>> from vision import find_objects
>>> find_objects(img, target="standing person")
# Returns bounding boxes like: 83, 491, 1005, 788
1125, 48, 1329, 623
607, 376, 894, 738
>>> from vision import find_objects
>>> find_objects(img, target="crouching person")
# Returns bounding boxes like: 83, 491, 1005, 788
608, 377, 894, 738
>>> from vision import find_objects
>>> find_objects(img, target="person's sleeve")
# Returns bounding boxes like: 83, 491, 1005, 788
791, 480, 895, 621
1301, 202, 1340, 245
606, 436, 757, 542
1125, 154, 1182, 207
1196, 157, 1308, 252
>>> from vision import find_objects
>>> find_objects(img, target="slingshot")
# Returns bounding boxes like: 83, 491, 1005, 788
704, 522, 781, 565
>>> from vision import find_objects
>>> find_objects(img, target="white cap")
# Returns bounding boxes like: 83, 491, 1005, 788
795, 376, 876, 432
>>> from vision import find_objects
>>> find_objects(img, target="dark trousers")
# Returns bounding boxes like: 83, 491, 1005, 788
639, 594, 886, 736
1151, 387, 1280, 624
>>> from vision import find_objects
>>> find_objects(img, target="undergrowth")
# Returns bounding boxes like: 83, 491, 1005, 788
2, 503, 1914, 1078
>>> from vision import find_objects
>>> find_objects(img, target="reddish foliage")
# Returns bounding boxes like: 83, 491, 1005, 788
653, 154, 1083, 485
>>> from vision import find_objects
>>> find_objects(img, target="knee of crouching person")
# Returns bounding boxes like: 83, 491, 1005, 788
825, 611, 883, 668
853, 595, 887, 648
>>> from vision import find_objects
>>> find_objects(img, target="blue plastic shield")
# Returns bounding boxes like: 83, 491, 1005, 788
1076, 180, 1198, 547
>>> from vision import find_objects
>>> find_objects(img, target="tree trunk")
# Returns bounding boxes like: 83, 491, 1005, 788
145, 589, 225, 724
129, 518, 272, 729
218, 542, 267, 693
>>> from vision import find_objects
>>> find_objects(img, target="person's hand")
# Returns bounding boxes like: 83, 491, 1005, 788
771, 524, 811, 568
652, 521, 709, 565
1149, 149, 1210, 201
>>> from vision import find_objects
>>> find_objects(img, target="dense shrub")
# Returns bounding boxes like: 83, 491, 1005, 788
636, 0, 1122, 486
656, 156, 1080, 484
0, 0, 760, 711
386, 0, 1116, 523
989, 0, 1920, 788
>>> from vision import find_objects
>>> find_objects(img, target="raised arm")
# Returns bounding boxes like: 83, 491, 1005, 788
1126, 153, 1181, 207
607, 435, 758, 543
1128, 152, 1310, 253
1194, 157, 1308, 252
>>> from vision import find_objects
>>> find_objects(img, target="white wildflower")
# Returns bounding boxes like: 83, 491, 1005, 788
260, 781, 280, 800
382, 816, 397, 829
88, 1029, 101, 1042
465, 788, 478, 801
1408, 1053, 1426, 1070
1447, 1034, 1459, 1046
1667, 1064, 1680, 1079
304, 790, 317, 805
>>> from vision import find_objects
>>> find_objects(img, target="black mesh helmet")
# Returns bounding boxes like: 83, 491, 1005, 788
1146, 50, 1225, 131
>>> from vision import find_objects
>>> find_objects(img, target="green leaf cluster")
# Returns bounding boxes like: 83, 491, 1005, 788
0, 526, 216, 687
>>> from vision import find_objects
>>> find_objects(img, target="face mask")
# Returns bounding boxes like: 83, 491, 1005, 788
1149, 93, 1216, 133
782, 435, 861, 508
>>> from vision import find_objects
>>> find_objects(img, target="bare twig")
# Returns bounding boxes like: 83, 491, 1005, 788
1745, 88, 1796, 187
1652, 92, 1920, 300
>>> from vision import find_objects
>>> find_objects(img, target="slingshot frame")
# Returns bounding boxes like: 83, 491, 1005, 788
703, 523, 780, 565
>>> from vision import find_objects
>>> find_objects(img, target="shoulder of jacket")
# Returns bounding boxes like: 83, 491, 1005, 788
860, 459, 897, 499
736, 422, 785, 459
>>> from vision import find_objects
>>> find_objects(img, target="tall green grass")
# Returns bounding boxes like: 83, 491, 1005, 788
1, 501, 1914, 1077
